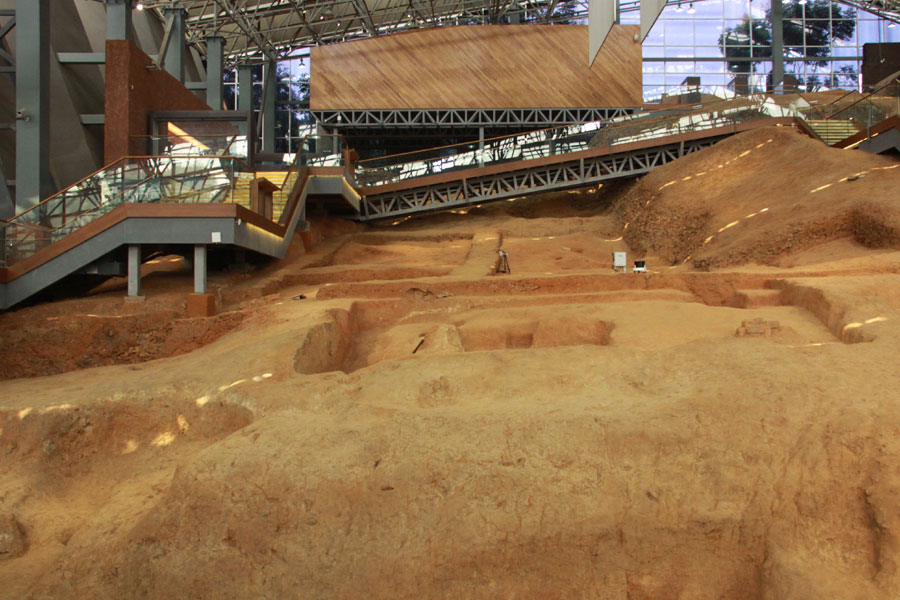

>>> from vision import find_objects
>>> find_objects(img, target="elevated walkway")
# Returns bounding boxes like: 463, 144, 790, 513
352, 97, 808, 221
0, 96, 840, 309
0, 143, 357, 309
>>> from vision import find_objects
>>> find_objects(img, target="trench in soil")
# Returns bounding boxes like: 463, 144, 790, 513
295, 274, 860, 374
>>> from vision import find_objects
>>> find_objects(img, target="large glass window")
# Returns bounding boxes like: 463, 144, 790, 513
624, 0, 899, 101
220, 54, 313, 154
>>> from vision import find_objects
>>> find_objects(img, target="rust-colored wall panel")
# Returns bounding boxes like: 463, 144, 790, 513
862, 43, 900, 87
310, 24, 642, 110
104, 40, 210, 163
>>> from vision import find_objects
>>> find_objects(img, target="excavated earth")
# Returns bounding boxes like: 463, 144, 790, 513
2, 126, 900, 598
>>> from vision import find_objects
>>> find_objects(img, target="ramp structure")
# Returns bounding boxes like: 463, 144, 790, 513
352, 97, 806, 220
0, 136, 354, 309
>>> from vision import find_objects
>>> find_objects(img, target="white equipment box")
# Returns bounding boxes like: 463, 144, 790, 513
612, 252, 627, 273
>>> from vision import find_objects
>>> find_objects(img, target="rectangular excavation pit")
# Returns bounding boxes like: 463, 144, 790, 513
342, 304, 616, 373
293, 289, 843, 375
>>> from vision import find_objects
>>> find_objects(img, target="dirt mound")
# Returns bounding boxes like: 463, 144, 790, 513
617, 126, 900, 267
0, 309, 245, 379
1, 398, 253, 477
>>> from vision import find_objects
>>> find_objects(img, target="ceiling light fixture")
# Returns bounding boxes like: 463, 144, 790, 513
675, 3, 683, 13
687, 3, 695, 13
889, 22, 897, 28
135, 2, 143, 9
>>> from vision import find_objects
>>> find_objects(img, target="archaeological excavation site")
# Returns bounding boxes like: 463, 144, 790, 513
3, 1, 900, 598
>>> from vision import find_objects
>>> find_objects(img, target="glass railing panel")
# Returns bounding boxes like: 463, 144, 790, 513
0, 129, 344, 268
134, 134, 250, 159
354, 98, 788, 188
0, 156, 248, 267
296, 134, 345, 167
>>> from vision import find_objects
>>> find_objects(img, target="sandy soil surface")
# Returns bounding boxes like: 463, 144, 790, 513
2, 126, 900, 598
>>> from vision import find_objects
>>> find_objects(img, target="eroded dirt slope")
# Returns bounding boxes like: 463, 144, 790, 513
619, 126, 900, 267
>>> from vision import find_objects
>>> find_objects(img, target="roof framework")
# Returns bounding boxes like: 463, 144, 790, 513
136, 0, 591, 62
134, 0, 900, 63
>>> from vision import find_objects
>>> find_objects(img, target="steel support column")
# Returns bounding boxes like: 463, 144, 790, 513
478, 127, 485, 168
193, 244, 207, 294
262, 60, 276, 153
771, 0, 784, 91
237, 64, 253, 112
162, 6, 185, 82
127, 244, 142, 297
105, 0, 133, 41
205, 36, 224, 109
0, 161, 13, 220
15, 0, 52, 214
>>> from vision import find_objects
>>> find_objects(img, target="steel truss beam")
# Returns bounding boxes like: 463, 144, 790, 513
358, 137, 724, 220
137, 0, 900, 62
313, 107, 638, 128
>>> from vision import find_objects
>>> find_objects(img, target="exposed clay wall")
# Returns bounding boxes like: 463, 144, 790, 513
104, 40, 210, 163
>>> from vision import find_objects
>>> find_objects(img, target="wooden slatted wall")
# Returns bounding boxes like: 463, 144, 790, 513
310, 24, 642, 110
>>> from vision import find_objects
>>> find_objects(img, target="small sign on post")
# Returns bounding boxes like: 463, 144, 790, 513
612, 252, 627, 273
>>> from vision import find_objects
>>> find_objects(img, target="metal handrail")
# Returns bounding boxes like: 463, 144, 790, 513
6, 154, 256, 224
824, 77, 900, 121
354, 100, 784, 188
355, 95, 779, 169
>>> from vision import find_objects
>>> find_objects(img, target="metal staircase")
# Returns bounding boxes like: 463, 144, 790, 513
0, 137, 352, 309
804, 119, 862, 145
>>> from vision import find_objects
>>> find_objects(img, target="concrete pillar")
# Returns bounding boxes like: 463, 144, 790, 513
771, 0, 784, 92
127, 244, 142, 298
105, 0, 133, 42
237, 64, 253, 112
162, 6, 186, 82
188, 244, 215, 317
193, 244, 207, 294
262, 60, 276, 153
205, 36, 225, 109
15, 0, 53, 213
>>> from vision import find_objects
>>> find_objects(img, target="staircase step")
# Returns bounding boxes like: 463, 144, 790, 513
805, 119, 862, 145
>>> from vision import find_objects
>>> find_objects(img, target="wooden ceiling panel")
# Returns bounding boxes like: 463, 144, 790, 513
310, 24, 642, 109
